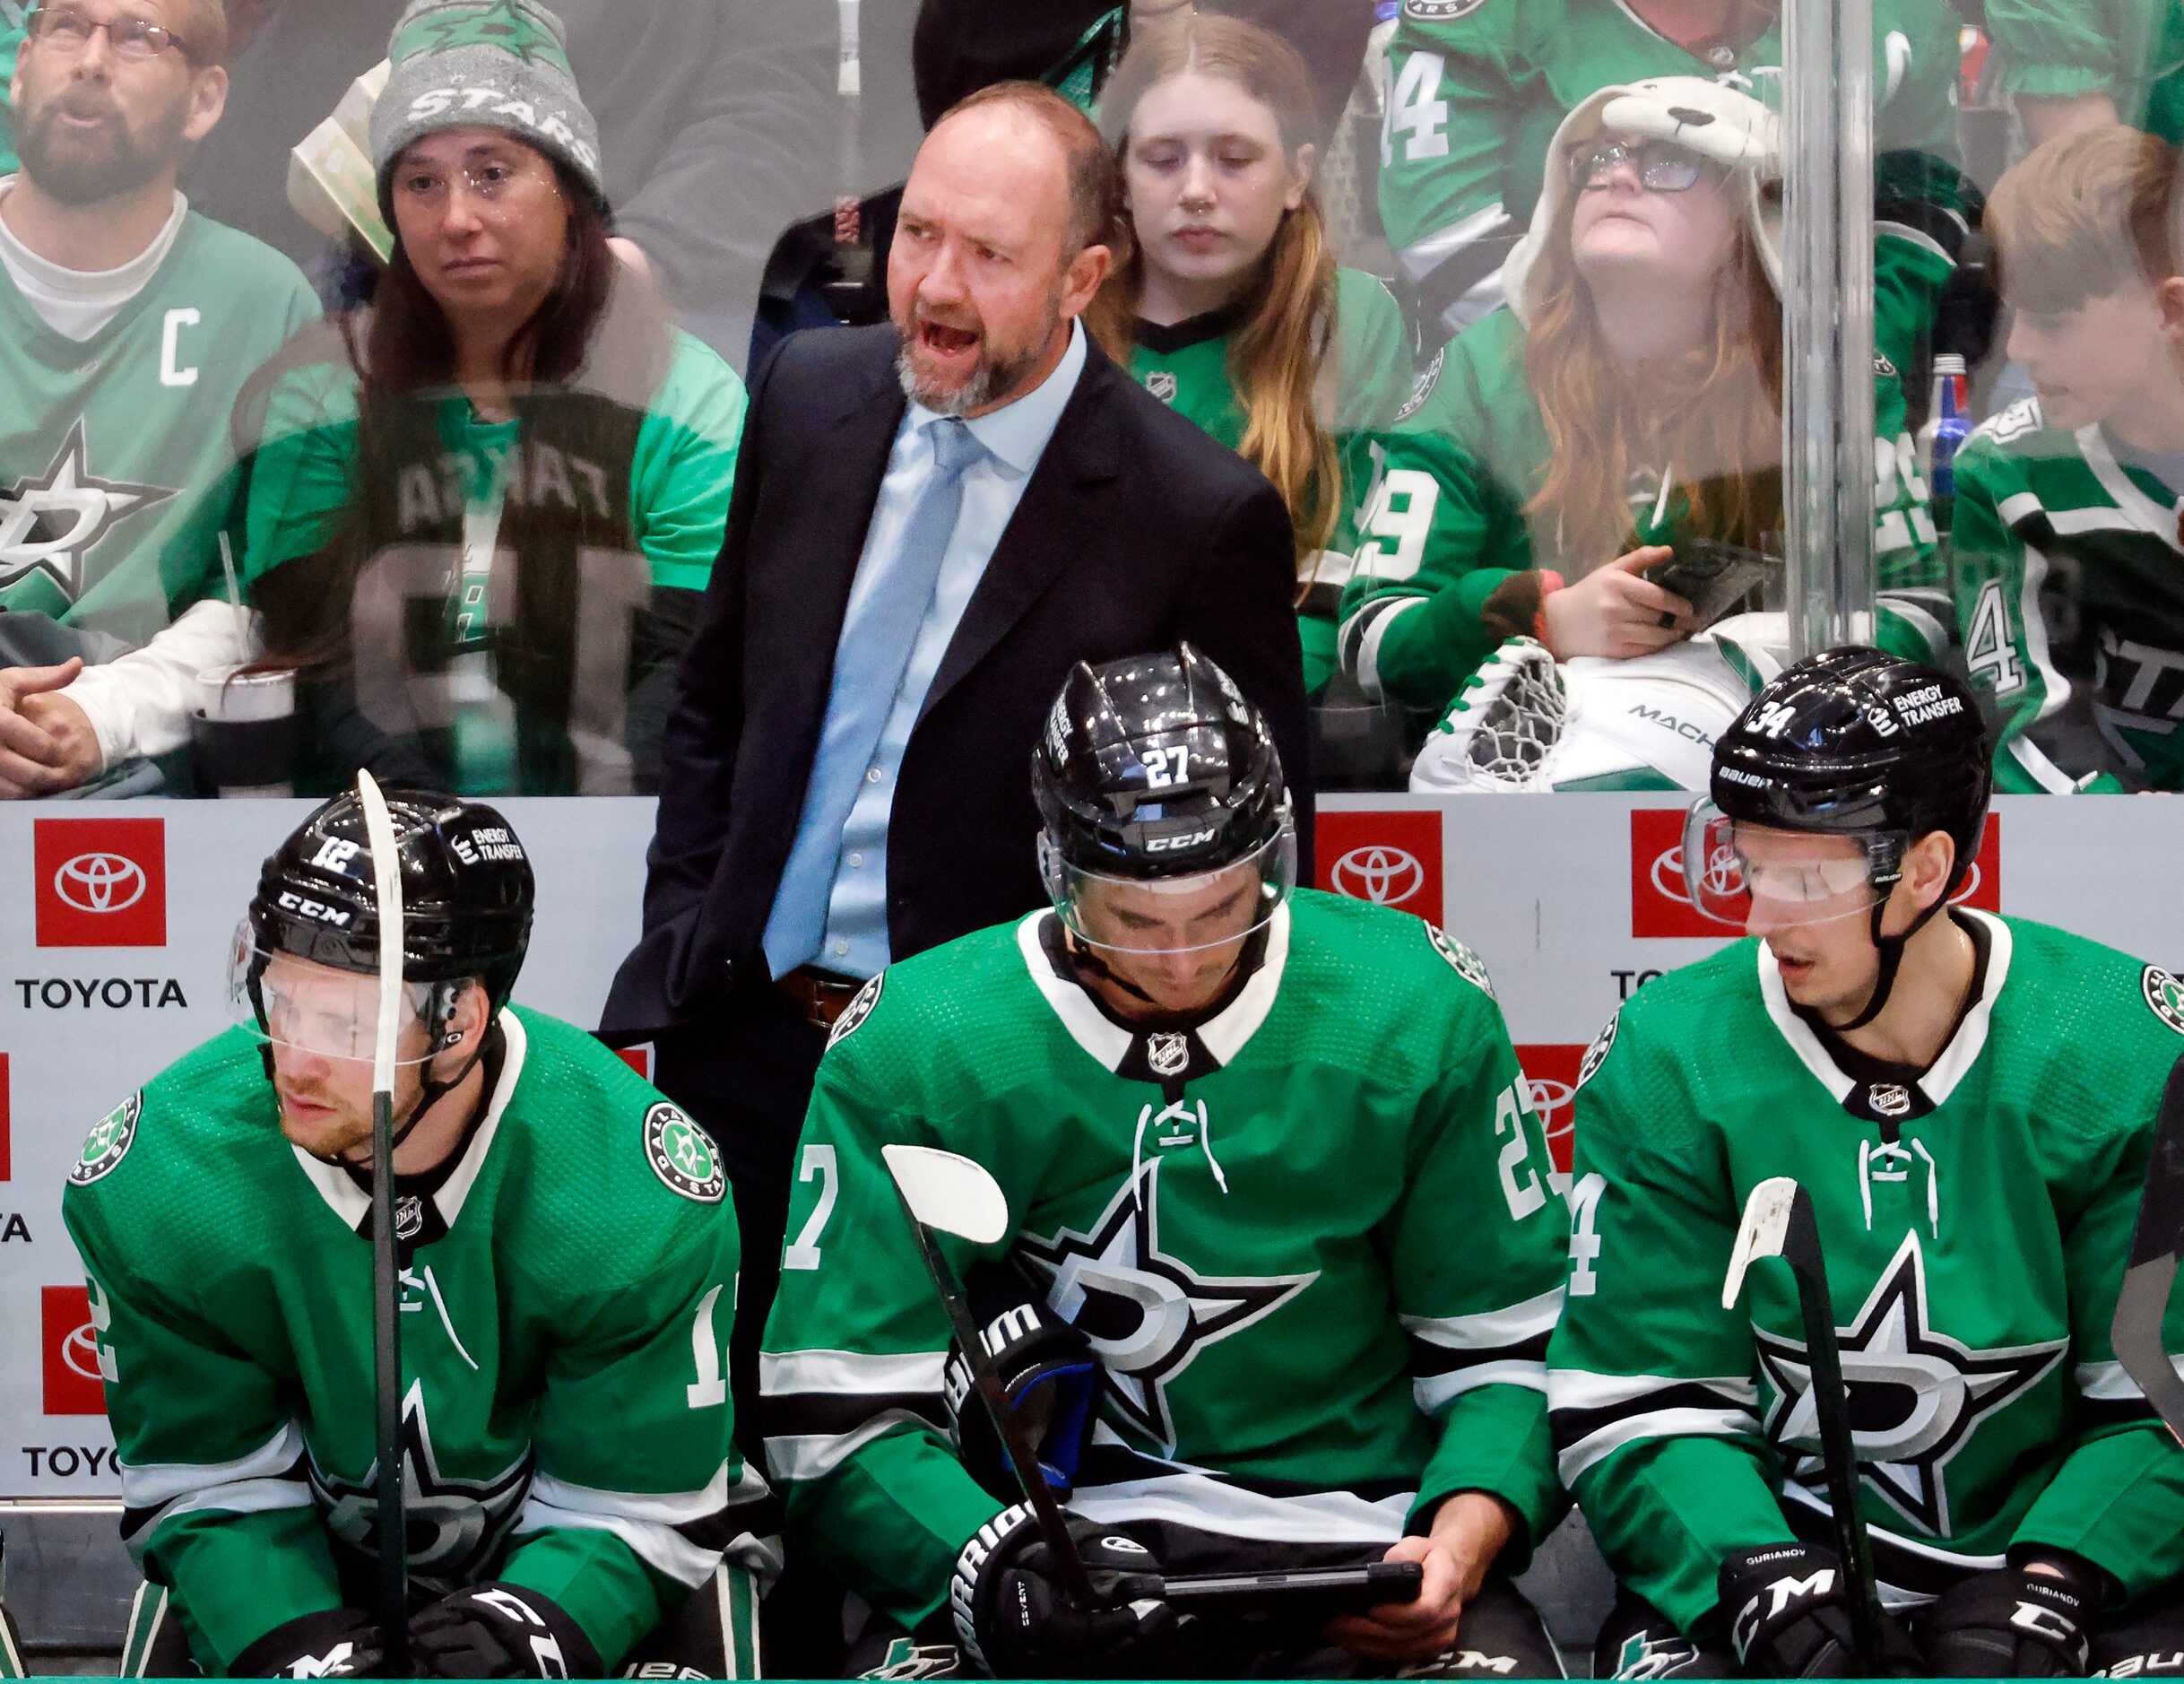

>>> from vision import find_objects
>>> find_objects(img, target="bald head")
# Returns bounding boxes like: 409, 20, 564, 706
889, 83, 1114, 416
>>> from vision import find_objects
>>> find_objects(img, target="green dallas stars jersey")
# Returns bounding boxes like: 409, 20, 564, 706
1375, 0, 1963, 336
60, 1007, 774, 1675
759, 890, 1567, 1628
1983, 0, 2184, 145
1947, 397, 2184, 794
0, 203, 319, 642
1127, 268, 1416, 695
1334, 307, 1939, 715
1546, 914, 2184, 1636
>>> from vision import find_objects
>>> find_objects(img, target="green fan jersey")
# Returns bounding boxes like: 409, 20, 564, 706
60, 1007, 775, 1676
760, 891, 1568, 1628
1334, 307, 1937, 714
1127, 268, 1416, 695
1374, 0, 1964, 335
1547, 913, 2184, 1636
1948, 397, 2184, 794
0, 198, 319, 642
1984, 0, 2184, 143
0, 4, 20, 178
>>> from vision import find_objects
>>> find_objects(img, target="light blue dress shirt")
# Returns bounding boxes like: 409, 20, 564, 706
764, 320, 1089, 980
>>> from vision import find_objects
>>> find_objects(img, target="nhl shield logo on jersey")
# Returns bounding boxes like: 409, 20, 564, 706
1144, 370, 1179, 404
644, 1103, 725, 1202
828, 973, 884, 1050
2143, 967, 2184, 1037
1426, 924, 1495, 997
1146, 1032, 1190, 1078
69, 1093, 141, 1186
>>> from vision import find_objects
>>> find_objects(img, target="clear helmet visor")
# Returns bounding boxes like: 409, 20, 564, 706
226, 920, 439, 1065
1043, 824, 1296, 958
1680, 803, 1903, 931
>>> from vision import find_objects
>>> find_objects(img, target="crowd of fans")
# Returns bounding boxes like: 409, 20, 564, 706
0, 0, 2176, 798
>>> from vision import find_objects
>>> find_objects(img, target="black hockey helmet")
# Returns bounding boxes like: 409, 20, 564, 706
1031, 643, 1294, 956
246, 787, 534, 1008
1692, 647, 1991, 1025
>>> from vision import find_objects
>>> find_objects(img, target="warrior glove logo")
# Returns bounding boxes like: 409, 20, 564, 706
645, 1103, 725, 1202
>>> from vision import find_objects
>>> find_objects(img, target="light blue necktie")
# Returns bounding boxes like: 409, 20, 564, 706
763, 418, 984, 977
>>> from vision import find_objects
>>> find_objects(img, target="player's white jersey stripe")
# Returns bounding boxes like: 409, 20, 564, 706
516, 1489, 776, 1590
1548, 1368, 1757, 1412
758, 1347, 945, 1399
128, 1477, 316, 1561
1558, 1406, 1757, 1484
1343, 595, 1427, 699
1072, 1471, 1414, 1546
1415, 1358, 1549, 1411
1396, 202, 1517, 286
1402, 1288, 1564, 1350
2076, 1357, 2184, 1399
766, 1409, 934, 1485
525, 1459, 767, 1525
120, 1419, 305, 1510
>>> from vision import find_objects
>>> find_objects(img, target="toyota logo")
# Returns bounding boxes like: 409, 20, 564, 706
62, 1322, 101, 1383
1526, 1078, 1576, 1147
54, 852, 145, 914
1949, 859, 1981, 905
1650, 843, 1742, 909
1331, 846, 1425, 906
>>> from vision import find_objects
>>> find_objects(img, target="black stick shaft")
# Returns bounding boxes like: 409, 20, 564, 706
1786, 1200, 1884, 1677
900, 1217, 1098, 1608
371, 1089, 409, 1673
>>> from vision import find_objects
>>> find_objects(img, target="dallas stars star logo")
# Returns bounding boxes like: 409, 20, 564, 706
1018, 1159, 1315, 1451
394, 0, 566, 68
1755, 1229, 2064, 1535
310, 1380, 532, 1594
1, 421, 175, 601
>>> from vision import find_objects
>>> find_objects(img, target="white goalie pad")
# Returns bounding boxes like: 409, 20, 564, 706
1409, 615, 1790, 794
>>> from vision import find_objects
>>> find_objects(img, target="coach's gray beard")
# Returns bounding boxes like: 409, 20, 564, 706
895, 306, 1060, 416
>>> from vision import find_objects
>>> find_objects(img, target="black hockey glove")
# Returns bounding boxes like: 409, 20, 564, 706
408, 1583, 602, 1678
944, 1257, 1098, 1501
951, 1503, 1174, 1677
231, 1607, 387, 1677
1718, 1544, 1920, 1678
1920, 1566, 2095, 1676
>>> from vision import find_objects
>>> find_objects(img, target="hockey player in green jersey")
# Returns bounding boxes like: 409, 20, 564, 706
1374, 0, 1967, 343
1340, 80, 1941, 722
760, 645, 1568, 1678
1985, 0, 2184, 147
62, 790, 776, 1679
1547, 647, 2184, 1679
1948, 125, 2184, 794
1088, 15, 1414, 695
0, 0, 319, 794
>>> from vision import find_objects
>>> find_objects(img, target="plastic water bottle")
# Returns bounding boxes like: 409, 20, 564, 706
1920, 353, 1973, 534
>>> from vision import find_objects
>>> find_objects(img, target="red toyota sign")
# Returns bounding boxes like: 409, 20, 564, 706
1632, 808, 2001, 938
34, 818, 166, 948
1314, 810, 1443, 922
1516, 1045, 1585, 1176
42, 1286, 108, 1416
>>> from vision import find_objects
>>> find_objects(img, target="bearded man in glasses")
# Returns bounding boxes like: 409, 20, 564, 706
0, 0, 319, 797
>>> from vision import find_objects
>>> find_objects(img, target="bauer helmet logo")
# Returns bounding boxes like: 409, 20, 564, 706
644, 1103, 724, 1202
2144, 967, 2184, 1037
53, 853, 144, 914
1331, 846, 1425, 906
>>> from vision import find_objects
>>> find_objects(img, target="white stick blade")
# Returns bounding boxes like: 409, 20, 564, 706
1724, 1176, 1801, 1308
882, 1144, 1010, 1245
353, 771, 405, 1095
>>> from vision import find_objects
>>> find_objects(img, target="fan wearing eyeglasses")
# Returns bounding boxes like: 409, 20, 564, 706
1335, 78, 1940, 728
0, 0, 320, 798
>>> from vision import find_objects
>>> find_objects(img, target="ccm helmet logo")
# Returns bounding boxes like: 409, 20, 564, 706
1145, 829, 1217, 853
54, 854, 144, 914
275, 891, 352, 926
1332, 846, 1425, 906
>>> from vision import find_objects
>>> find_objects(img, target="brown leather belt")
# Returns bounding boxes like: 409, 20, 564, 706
777, 966, 865, 1030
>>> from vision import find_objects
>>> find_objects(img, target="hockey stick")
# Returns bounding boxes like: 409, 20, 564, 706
355, 772, 410, 1672
881, 1144, 1099, 1608
2113, 1055, 2184, 1443
1724, 1176, 1885, 1677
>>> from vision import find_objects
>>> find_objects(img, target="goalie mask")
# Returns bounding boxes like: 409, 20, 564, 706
1691, 647, 1990, 1027
1031, 643, 1294, 959
230, 789, 534, 1096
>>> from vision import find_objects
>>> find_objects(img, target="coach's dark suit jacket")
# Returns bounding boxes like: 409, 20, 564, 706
601, 323, 1313, 1037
